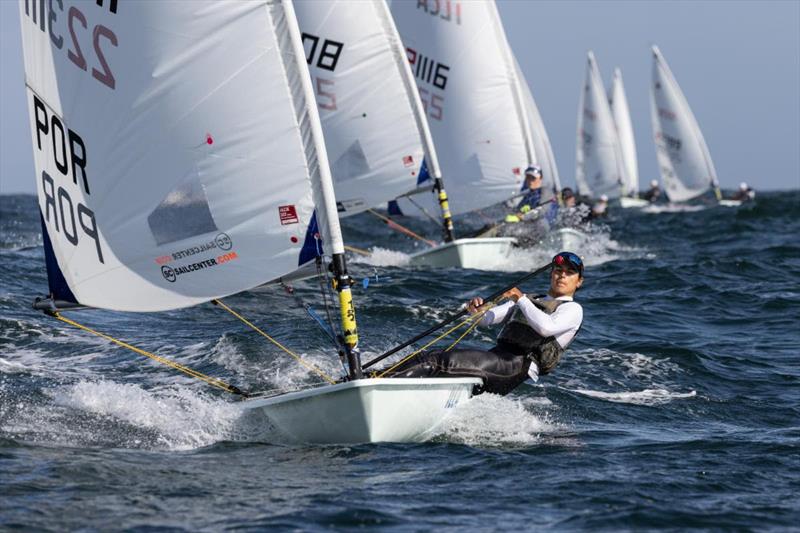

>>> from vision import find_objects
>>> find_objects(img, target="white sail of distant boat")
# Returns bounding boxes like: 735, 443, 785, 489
390, 0, 535, 216
20, 0, 479, 444
294, 0, 428, 217
576, 51, 628, 200
294, 0, 455, 246
609, 68, 640, 198
514, 57, 562, 202
650, 45, 720, 203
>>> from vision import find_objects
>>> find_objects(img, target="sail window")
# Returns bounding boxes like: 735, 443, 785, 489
147, 172, 218, 246
331, 140, 370, 184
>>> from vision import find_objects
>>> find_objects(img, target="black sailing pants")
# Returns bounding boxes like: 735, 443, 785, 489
381, 346, 531, 396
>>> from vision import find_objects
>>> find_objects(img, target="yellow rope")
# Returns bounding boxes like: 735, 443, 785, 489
375, 304, 494, 378
53, 313, 248, 397
445, 311, 486, 352
213, 299, 336, 385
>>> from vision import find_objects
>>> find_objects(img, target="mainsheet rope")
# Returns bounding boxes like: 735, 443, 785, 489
373, 303, 495, 378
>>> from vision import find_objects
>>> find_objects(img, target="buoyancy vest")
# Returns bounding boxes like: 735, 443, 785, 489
495, 295, 579, 375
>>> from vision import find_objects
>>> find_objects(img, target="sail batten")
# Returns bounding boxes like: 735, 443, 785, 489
20, 0, 340, 311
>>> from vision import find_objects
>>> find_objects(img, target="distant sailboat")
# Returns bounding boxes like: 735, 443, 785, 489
390, 0, 538, 267
21, 0, 479, 444
650, 45, 722, 203
609, 68, 648, 208
576, 51, 629, 201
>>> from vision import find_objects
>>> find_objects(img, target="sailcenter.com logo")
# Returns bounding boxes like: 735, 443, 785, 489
156, 233, 238, 283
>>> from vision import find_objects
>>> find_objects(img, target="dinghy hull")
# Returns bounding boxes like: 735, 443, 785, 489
241, 377, 481, 444
619, 197, 649, 209
556, 228, 590, 252
408, 238, 516, 270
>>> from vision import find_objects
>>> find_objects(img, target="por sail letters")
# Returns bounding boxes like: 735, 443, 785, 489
33, 94, 104, 264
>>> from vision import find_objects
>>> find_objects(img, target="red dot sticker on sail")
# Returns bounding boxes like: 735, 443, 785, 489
279, 205, 299, 225
403, 155, 414, 167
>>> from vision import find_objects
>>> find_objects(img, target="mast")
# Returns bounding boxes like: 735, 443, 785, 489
283, 0, 361, 378
376, 0, 454, 242
489, 3, 536, 170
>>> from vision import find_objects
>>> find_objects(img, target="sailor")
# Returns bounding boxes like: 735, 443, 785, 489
731, 181, 756, 202
561, 187, 577, 208
383, 252, 584, 395
644, 179, 661, 203
590, 194, 609, 218
505, 165, 544, 223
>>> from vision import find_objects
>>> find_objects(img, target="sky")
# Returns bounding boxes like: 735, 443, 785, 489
1, 0, 798, 195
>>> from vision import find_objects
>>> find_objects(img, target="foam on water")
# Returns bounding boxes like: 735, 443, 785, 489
51, 380, 241, 450
352, 246, 411, 267
436, 392, 559, 447
571, 388, 697, 406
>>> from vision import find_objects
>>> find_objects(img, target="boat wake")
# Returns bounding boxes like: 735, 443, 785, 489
570, 388, 696, 406
495, 225, 650, 272
350, 246, 411, 267
435, 392, 559, 447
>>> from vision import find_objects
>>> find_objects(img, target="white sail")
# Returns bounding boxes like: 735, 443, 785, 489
390, 0, 533, 215
514, 57, 562, 202
609, 68, 639, 197
20, 0, 341, 312
575, 51, 628, 200
294, 0, 432, 216
650, 45, 718, 202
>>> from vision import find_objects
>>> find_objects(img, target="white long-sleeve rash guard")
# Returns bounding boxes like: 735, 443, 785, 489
479, 295, 583, 349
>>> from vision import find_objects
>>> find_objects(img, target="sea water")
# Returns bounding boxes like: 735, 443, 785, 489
1, 192, 798, 530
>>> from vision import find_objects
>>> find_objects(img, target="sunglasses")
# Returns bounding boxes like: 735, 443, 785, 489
552, 252, 584, 274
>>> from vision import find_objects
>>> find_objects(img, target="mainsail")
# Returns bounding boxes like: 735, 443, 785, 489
20, 0, 343, 312
294, 0, 430, 217
609, 68, 639, 197
390, 0, 534, 216
514, 57, 562, 202
650, 45, 719, 202
575, 51, 628, 200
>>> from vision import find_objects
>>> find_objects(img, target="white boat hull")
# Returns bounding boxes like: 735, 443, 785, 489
240, 377, 481, 444
408, 237, 516, 269
718, 199, 742, 207
619, 197, 649, 208
556, 228, 590, 252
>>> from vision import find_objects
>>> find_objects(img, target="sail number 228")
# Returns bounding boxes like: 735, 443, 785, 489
23, 0, 118, 91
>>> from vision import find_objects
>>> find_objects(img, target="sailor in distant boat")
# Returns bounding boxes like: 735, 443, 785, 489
504, 165, 544, 223
731, 182, 756, 202
383, 252, 584, 395
589, 194, 609, 219
644, 179, 662, 203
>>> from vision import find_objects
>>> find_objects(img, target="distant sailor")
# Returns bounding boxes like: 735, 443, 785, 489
731, 182, 756, 202
505, 165, 544, 223
590, 194, 609, 219
644, 179, 661, 203
383, 252, 584, 395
